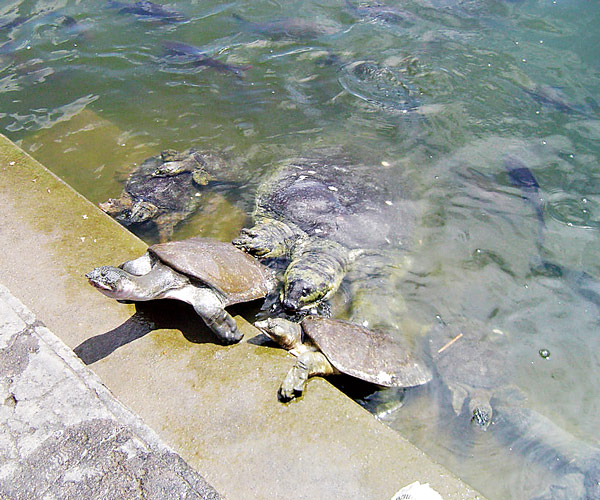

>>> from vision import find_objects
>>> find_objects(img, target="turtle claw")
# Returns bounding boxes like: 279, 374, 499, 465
277, 380, 304, 402
204, 310, 243, 345
234, 219, 302, 258
278, 363, 308, 402
233, 227, 273, 257
277, 384, 302, 403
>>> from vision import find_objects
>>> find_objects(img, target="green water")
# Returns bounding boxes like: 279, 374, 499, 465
2, 0, 600, 498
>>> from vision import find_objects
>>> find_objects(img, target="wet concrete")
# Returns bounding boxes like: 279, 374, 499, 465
0, 131, 485, 499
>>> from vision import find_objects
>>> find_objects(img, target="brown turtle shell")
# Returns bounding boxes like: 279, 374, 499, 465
150, 237, 274, 306
301, 317, 432, 388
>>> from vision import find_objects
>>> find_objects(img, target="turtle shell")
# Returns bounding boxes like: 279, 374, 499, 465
428, 320, 508, 390
301, 316, 432, 388
149, 237, 274, 305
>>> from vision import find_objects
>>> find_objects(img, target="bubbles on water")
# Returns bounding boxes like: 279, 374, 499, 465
547, 192, 600, 229
337, 60, 420, 112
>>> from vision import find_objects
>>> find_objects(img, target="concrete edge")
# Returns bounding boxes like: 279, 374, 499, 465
0, 282, 223, 499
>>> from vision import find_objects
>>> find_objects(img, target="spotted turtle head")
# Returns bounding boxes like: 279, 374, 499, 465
85, 266, 138, 300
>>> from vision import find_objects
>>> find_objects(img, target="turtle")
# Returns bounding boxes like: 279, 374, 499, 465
426, 318, 518, 430
100, 149, 231, 242
254, 316, 432, 402
162, 41, 251, 78
85, 237, 275, 344
233, 150, 417, 313
492, 405, 600, 500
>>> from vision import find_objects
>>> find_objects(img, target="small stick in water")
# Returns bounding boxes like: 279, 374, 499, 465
437, 333, 463, 353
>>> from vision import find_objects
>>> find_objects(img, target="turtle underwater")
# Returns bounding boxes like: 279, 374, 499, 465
493, 405, 600, 500
426, 317, 521, 430
255, 316, 432, 402
100, 149, 231, 242
430, 319, 600, 496
429, 320, 600, 497
86, 237, 275, 344
231, 13, 339, 40
233, 149, 418, 313
357, 317, 531, 432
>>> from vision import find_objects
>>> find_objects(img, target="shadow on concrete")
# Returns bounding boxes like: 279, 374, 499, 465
74, 301, 218, 365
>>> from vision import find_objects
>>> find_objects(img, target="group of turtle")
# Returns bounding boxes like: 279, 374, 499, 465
87, 147, 600, 498
87, 147, 510, 423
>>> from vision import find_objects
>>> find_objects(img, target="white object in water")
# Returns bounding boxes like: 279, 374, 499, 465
391, 481, 443, 500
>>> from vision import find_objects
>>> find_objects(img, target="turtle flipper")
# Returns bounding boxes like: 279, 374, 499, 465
278, 351, 335, 402
174, 286, 243, 344
233, 218, 304, 258
203, 308, 241, 344
447, 382, 468, 416
154, 212, 187, 242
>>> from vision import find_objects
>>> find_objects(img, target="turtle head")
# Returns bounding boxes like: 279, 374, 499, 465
281, 275, 331, 312
281, 238, 349, 311
469, 391, 493, 431
99, 194, 132, 218
126, 201, 159, 224
99, 194, 158, 226
85, 266, 139, 300
254, 318, 303, 351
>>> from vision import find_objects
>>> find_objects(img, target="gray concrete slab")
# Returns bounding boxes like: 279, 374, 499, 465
0, 131, 485, 500
0, 284, 221, 500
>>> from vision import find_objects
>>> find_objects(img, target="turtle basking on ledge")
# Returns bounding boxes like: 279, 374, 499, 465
233, 150, 417, 314
100, 149, 232, 241
255, 316, 432, 401
86, 237, 275, 344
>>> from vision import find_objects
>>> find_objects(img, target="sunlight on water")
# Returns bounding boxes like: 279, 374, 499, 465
1, 0, 600, 498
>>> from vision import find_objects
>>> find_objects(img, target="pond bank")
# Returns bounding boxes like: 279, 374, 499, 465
0, 132, 484, 499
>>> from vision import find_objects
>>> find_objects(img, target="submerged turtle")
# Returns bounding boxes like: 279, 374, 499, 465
427, 318, 516, 430
100, 149, 230, 241
86, 237, 275, 344
255, 316, 432, 401
233, 150, 417, 313
492, 405, 600, 500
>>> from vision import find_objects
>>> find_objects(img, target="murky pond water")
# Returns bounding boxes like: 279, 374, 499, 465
2, 0, 600, 498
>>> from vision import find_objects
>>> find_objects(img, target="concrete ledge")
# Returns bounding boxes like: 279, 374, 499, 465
0, 283, 221, 500
0, 132, 484, 499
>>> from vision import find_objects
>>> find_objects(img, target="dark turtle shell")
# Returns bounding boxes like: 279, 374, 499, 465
150, 237, 274, 305
428, 320, 508, 390
254, 152, 416, 251
301, 316, 432, 388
